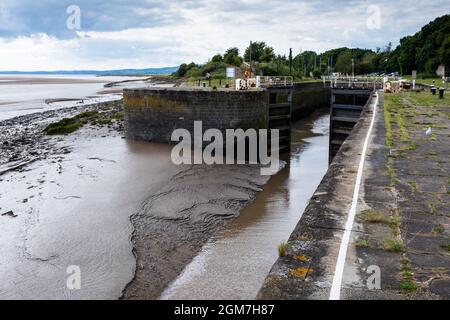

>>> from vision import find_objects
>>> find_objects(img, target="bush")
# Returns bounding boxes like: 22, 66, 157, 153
312, 69, 322, 79
185, 67, 203, 78
210, 68, 226, 79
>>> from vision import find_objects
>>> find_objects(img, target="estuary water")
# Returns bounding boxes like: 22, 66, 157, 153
0, 74, 160, 121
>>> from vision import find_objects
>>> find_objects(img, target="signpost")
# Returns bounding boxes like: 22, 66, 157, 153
412, 70, 417, 89
226, 67, 235, 79
445, 66, 449, 90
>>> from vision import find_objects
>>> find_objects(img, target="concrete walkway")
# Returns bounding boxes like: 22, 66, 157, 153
258, 89, 449, 300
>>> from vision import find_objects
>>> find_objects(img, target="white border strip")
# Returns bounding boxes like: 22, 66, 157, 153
329, 91, 379, 300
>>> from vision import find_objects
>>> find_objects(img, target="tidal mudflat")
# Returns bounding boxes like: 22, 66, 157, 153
1, 75, 330, 299
0, 99, 271, 299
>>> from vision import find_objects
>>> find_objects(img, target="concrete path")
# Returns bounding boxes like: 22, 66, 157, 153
357, 90, 450, 299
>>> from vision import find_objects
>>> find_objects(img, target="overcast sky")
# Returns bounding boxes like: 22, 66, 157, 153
0, 0, 448, 71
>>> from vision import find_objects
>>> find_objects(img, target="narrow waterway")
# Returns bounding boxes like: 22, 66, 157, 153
160, 110, 330, 300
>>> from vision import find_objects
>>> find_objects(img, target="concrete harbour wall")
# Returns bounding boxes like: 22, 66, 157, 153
123, 87, 269, 143
123, 83, 330, 144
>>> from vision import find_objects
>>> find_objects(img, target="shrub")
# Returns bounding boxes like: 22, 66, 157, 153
383, 238, 406, 252
278, 241, 288, 257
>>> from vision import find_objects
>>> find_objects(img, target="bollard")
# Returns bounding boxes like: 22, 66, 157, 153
431, 87, 436, 95
439, 88, 444, 99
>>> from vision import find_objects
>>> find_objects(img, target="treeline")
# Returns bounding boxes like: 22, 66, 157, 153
174, 14, 449, 79
392, 14, 449, 75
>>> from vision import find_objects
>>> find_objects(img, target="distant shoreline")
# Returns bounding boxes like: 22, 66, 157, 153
0, 66, 178, 76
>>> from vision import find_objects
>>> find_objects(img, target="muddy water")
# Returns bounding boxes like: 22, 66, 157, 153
160, 111, 330, 300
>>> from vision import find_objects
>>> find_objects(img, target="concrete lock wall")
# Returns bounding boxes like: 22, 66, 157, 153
123, 83, 330, 144
291, 82, 331, 120
123, 87, 269, 143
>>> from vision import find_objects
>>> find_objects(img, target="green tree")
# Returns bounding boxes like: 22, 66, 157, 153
175, 62, 197, 77
312, 69, 322, 79
176, 63, 188, 77
398, 36, 417, 74
438, 34, 450, 71
185, 66, 203, 78
392, 15, 449, 74
244, 41, 267, 62
334, 50, 353, 74
224, 47, 243, 66
211, 54, 223, 63
260, 46, 276, 62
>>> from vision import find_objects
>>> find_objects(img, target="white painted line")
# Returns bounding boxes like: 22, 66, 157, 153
329, 91, 379, 300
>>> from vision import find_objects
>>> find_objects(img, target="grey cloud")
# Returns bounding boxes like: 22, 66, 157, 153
0, 0, 187, 38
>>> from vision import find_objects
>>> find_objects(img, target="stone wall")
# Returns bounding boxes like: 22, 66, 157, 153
123, 87, 269, 143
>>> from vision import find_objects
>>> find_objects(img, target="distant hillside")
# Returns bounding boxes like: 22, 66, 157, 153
392, 14, 450, 75
0, 67, 178, 75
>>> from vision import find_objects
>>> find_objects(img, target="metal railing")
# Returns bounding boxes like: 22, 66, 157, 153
323, 76, 384, 90
256, 76, 293, 88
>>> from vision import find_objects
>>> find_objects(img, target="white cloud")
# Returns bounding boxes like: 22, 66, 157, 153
0, 0, 448, 71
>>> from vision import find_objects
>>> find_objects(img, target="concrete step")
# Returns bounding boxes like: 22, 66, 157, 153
269, 108, 290, 117
332, 116, 358, 123
331, 104, 363, 111
268, 145, 290, 154
269, 103, 291, 108
332, 128, 352, 135
330, 139, 346, 145
332, 89, 372, 96
269, 114, 291, 120
268, 135, 290, 144
269, 125, 290, 131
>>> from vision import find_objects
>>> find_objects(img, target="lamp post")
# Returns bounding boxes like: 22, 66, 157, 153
352, 58, 354, 80
289, 48, 293, 77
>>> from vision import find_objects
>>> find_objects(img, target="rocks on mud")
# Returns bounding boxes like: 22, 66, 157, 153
1, 210, 17, 218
